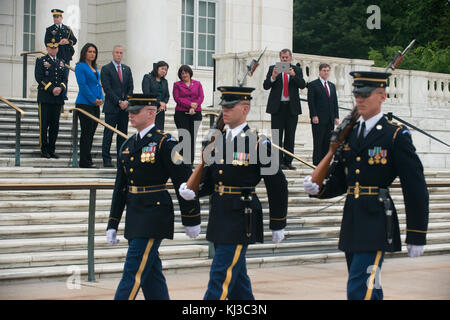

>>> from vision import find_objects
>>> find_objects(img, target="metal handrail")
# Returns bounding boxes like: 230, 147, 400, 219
69, 107, 128, 168
0, 182, 113, 282
0, 96, 25, 166
21, 50, 75, 99
0, 181, 179, 282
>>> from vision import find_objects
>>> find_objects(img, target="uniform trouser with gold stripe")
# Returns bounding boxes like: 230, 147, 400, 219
114, 238, 169, 300
38, 103, 62, 154
204, 244, 254, 300
345, 251, 385, 300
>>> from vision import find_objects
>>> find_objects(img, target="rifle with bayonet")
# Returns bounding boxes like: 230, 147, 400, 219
238, 47, 267, 87
311, 40, 416, 187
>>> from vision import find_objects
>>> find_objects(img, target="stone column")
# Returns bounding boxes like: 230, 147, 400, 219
126, 0, 180, 92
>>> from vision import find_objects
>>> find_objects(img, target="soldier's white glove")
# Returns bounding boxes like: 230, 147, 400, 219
303, 175, 319, 195
106, 229, 119, 245
179, 182, 196, 201
407, 244, 424, 257
184, 224, 201, 239
272, 229, 285, 243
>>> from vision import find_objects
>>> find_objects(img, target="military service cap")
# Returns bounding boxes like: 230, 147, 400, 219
51, 9, 64, 16
350, 71, 392, 95
217, 86, 255, 107
126, 93, 159, 112
46, 38, 59, 48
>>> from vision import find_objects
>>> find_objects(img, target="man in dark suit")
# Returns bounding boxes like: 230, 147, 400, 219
263, 49, 306, 170
100, 45, 134, 167
307, 63, 339, 165
34, 39, 68, 159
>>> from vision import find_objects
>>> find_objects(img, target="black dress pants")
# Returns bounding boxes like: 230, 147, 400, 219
155, 111, 165, 131
311, 121, 333, 166
102, 110, 129, 164
174, 110, 202, 165
77, 104, 100, 167
271, 102, 298, 165
38, 102, 62, 154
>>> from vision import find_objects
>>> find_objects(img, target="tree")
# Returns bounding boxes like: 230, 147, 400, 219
293, 0, 450, 73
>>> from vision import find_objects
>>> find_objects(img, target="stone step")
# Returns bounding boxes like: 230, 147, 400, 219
2, 232, 450, 271
0, 216, 449, 241
1, 243, 449, 282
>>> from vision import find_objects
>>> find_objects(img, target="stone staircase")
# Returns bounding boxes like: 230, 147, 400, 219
0, 98, 450, 283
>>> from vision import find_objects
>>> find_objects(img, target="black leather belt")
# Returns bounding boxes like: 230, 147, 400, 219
347, 185, 379, 199
128, 184, 167, 194
214, 185, 256, 195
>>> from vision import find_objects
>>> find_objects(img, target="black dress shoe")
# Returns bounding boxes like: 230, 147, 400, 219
280, 163, 289, 170
49, 153, 60, 159
286, 163, 296, 170
41, 152, 51, 159
103, 162, 114, 168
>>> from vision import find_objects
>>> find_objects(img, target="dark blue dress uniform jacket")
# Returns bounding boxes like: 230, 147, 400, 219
317, 116, 429, 252
35, 54, 68, 104
107, 127, 201, 240
45, 24, 77, 62
198, 125, 288, 245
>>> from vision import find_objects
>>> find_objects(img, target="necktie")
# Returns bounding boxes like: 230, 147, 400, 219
357, 122, 366, 147
324, 81, 330, 98
283, 72, 289, 98
136, 133, 141, 144
117, 65, 123, 82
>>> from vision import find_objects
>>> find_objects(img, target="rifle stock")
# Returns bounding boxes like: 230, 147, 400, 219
186, 112, 225, 195
311, 107, 359, 187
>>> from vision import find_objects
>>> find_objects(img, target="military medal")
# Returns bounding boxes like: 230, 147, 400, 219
368, 148, 375, 165
149, 145, 156, 164
381, 149, 387, 165
244, 153, 249, 166
232, 152, 239, 166
374, 146, 381, 164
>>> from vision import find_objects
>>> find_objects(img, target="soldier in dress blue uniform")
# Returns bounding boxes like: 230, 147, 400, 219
179, 86, 288, 300
45, 9, 77, 64
45, 9, 77, 101
106, 94, 201, 300
34, 39, 68, 158
304, 71, 429, 300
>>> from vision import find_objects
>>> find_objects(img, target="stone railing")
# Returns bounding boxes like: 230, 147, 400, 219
213, 50, 450, 168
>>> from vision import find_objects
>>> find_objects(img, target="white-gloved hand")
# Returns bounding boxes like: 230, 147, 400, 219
303, 175, 319, 195
184, 224, 201, 238
407, 244, 424, 257
179, 182, 196, 201
106, 229, 119, 245
272, 229, 285, 243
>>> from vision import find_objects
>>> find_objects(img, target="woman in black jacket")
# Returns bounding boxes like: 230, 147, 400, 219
142, 61, 170, 130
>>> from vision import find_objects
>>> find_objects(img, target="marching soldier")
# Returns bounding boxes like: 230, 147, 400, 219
34, 39, 68, 158
106, 94, 201, 300
179, 86, 288, 300
303, 71, 429, 300
45, 9, 77, 101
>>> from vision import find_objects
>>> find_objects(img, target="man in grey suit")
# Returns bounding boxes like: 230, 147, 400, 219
101, 45, 134, 167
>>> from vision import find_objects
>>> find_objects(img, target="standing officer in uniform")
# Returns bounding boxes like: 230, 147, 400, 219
34, 38, 68, 159
45, 9, 77, 100
179, 86, 288, 300
303, 71, 429, 300
106, 94, 201, 300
